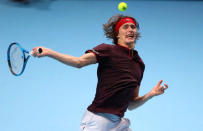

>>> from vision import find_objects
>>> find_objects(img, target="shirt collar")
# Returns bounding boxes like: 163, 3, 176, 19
117, 43, 138, 58
117, 43, 134, 50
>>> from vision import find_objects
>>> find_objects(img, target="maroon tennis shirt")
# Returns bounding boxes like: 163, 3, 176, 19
85, 43, 145, 117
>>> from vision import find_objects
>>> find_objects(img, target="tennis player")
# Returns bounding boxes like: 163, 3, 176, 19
32, 14, 168, 131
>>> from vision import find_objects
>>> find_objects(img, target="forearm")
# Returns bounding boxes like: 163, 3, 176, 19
32, 47, 97, 68
128, 80, 168, 111
128, 91, 153, 111
48, 50, 81, 68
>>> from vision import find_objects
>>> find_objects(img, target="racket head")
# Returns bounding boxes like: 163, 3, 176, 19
7, 42, 30, 76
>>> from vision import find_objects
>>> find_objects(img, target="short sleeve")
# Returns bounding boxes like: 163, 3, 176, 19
85, 43, 110, 64
137, 54, 145, 85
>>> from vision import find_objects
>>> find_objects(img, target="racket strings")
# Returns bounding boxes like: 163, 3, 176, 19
9, 45, 24, 75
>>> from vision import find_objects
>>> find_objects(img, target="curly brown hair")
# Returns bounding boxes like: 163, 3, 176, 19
103, 14, 140, 45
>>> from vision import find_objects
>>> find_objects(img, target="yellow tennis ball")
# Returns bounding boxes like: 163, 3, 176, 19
118, 2, 127, 11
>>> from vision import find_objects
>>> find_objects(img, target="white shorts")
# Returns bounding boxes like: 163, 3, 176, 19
80, 110, 132, 131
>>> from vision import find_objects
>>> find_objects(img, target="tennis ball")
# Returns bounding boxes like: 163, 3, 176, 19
118, 2, 127, 11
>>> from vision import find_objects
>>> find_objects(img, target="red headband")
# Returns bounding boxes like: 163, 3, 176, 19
115, 17, 136, 33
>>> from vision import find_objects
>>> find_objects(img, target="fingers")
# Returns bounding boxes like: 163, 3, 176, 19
158, 80, 168, 92
164, 83, 168, 90
157, 80, 163, 87
160, 86, 164, 91
151, 80, 168, 96
32, 47, 44, 57
160, 83, 168, 92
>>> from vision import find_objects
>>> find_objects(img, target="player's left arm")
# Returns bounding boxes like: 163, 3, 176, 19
128, 80, 168, 111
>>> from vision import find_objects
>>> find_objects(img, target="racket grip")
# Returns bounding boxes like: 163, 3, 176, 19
38, 48, 43, 54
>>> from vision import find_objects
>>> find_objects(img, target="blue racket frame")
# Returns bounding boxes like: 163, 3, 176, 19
7, 42, 31, 76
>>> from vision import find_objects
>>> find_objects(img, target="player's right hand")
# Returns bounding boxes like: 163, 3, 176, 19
32, 47, 51, 58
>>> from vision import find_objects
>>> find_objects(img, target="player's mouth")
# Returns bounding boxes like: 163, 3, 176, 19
125, 33, 135, 39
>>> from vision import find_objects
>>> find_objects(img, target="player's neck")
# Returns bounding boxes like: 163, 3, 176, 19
118, 42, 135, 49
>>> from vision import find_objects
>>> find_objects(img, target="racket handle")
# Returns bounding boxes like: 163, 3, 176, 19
38, 48, 43, 54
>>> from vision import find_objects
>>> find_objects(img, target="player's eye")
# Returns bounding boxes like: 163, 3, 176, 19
130, 25, 136, 29
123, 25, 129, 29
122, 24, 136, 30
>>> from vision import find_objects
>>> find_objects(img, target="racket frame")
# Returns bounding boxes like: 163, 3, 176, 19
7, 42, 31, 76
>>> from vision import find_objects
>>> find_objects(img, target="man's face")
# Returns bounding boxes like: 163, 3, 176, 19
117, 23, 137, 44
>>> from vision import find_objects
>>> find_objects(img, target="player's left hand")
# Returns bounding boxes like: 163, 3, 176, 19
150, 80, 168, 96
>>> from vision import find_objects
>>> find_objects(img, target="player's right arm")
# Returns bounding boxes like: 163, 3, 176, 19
32, 47, 97, 68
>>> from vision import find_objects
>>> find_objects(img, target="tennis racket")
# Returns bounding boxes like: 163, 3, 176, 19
7, 42, 42, 76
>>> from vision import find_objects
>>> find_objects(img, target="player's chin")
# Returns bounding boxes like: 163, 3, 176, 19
126, 39, 135, 44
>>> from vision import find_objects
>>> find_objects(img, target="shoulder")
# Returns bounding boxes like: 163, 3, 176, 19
136, 52, 145, 69
95, 43, 114, 48
93, 43, 115, 50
